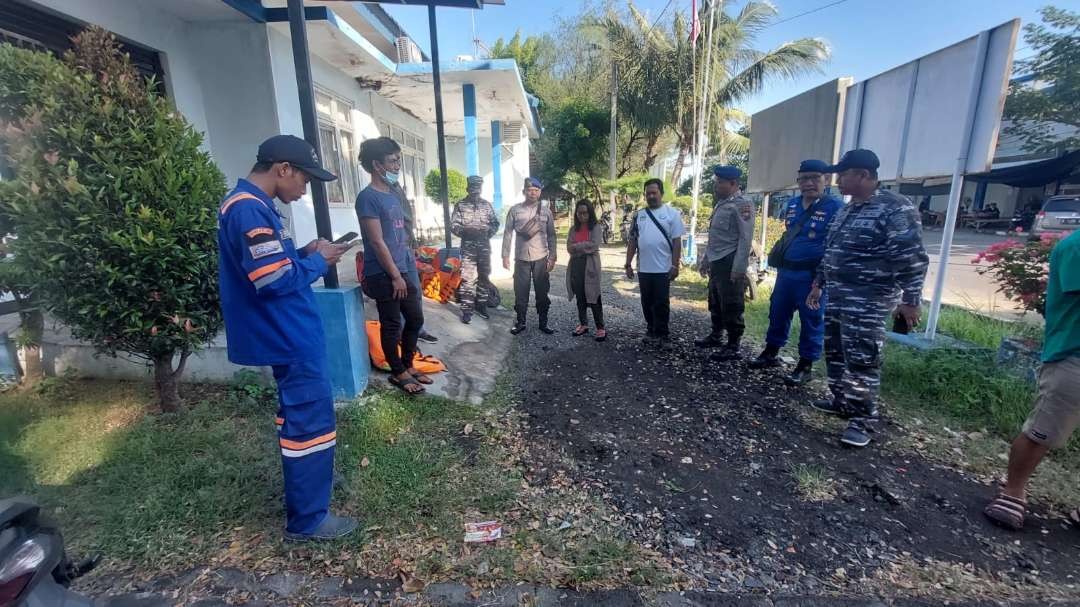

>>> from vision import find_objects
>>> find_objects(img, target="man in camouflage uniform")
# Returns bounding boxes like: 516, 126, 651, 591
451, 175, 499, 324
807, 149, 928, 448
695, 165, 755, 362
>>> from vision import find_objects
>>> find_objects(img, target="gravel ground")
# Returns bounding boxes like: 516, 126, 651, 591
505, 245, 1080, 601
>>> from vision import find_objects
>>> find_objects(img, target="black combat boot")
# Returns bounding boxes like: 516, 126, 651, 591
538, 312, 555, 335
510, 315, 527, 335
784, 358, 814, 386
748, 345, 781, 369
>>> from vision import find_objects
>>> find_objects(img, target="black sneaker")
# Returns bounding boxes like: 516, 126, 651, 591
810, 397, 853, 418
510, 322, 527, 335
840, 418, 875, 448
642, 334, 659, 347
694, 334, 724, 348
784, 359, 814, 386
710, 344, 741, 362
538, 324, 555, 335
475, 306, 490, 320
657, 336, 673, 350
748, 351, 781, 369
461, 312, 472, 324
284, 513, 359, 542
418, 330, 438, 344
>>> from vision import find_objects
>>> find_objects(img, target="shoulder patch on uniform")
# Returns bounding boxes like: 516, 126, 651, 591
249, 240, 284, 260
738, 201, 753, 221
244, 228, 277, 246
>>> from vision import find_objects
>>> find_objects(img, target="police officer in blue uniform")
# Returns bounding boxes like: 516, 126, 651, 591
748, 160, 843, 386
218, 135, 357, 541
807, 149, 928, 448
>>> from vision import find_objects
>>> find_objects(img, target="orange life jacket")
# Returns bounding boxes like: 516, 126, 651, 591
364, 320, 447, 374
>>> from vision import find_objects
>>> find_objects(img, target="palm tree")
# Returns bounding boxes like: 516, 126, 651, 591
597, 1, 829, 184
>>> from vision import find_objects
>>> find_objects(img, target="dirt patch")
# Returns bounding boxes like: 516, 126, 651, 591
507, 253, 1080, 600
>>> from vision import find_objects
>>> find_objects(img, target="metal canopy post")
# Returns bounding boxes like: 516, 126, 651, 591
287, 0, 338, 289
427, 4, 453, 250
924, 30, 991, 340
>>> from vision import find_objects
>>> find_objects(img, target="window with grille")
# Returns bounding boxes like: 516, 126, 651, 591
315, 88, 359, 207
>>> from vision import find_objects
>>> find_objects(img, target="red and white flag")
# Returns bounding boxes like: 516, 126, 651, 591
690, 0, 700, 47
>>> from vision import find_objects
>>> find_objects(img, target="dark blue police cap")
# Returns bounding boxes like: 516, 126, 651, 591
826, 149, 880, 173
798, 159, 830, 173
523, 177, 543, 190
257, 135, 337, 182
712, 165, 742, 180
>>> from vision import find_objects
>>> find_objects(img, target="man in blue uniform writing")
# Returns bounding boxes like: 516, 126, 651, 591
748, 160, 843, 386
218, 135, 356, 541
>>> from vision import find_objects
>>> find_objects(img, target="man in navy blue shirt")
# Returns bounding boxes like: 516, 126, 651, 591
218, 135, 354, 541
748, 159, 843, 386
356, 137, 428, 395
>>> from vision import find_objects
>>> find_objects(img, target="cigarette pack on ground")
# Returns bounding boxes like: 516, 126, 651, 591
464, 521, 502, 543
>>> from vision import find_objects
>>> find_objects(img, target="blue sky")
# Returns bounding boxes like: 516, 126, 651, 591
382, 0, 1063, 115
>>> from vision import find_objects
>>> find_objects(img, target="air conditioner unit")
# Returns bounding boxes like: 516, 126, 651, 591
501, 121, 524, 144
396, 37, 423, 64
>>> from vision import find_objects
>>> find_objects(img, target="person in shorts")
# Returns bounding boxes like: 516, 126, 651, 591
983, 230, 1080, 530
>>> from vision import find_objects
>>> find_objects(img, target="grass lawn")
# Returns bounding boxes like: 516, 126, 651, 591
673, 270, 1078, 507
0, 372, 675, 590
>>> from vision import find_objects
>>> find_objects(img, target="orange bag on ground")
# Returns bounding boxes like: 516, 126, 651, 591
364, 320, 447, 374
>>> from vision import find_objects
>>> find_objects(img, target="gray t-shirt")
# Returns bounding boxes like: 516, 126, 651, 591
632, 204, 685, 273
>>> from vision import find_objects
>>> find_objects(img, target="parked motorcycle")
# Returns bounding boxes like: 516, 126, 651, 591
0, 497, 97, 607
599, 210, 614, 244
1011, 206, 1037, 233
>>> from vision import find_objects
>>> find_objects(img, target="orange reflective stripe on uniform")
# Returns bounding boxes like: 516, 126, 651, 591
280, 431, 336, 458
220, 192, 263, 215
248, 258, 293, 288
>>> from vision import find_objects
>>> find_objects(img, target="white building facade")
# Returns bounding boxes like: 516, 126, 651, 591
7, 0, 538, 249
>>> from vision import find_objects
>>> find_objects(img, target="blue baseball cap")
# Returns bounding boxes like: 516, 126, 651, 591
712, 165, 742, 180
798, 159, 830, 173
523, 177, 543, 190
826, 149, 880, 173
256, 135, 337, 182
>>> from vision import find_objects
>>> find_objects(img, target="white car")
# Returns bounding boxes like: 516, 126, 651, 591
1033, 195, 1080, 236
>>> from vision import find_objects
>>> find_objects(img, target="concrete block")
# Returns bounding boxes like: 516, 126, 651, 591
314, 286, 368, 400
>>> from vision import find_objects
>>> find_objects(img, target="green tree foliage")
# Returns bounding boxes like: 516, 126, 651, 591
597, 2, 828, 187
1003, 6, 1080, 153
424, 168, 467, 203
537, 97, 611, 201
488, 31, 556, 98
0, 29, 226, 410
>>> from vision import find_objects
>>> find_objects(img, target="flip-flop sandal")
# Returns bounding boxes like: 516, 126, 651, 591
594, 328, 607, 342
572, 325, 589, 337
406, 369, 434, 385
389, 375, 426, 396
984, 494, 1027, 531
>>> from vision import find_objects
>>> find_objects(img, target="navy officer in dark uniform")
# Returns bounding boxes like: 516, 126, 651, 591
748, 159, 843, 386
218, 135, 356, 541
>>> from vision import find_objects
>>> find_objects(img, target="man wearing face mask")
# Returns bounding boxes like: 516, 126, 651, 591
452, 175, 499, 324
749, 160, 843, 386
356, 137, 428, 397
502, 177, 557, 335
695, 165, 755, 362
218, 135, 354, 541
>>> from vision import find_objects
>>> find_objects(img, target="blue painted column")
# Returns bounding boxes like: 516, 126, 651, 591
491, 120, 503, 214
314, 286, 368, 399
463, 83, 479, 177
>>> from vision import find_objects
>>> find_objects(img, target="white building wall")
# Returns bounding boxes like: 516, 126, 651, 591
187, 23, 281, 185
29, 0, 214, 152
